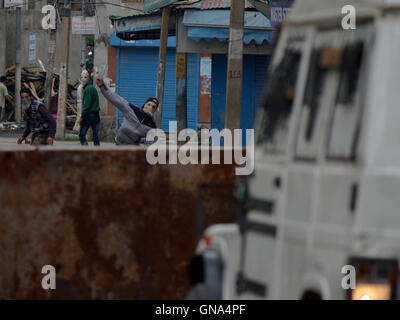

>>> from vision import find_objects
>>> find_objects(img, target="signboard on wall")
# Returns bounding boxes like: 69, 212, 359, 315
200, 56, 211, 95
270, 0, 293, 28
28, 32, 36, 64
144, 0, 177, 14
176, 53, 187, 79
72, 17, 96, 35
4, 0, 23, 8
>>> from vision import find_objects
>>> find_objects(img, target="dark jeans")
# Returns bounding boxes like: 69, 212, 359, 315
79, 112, 100, 146
0, 106, 4, 121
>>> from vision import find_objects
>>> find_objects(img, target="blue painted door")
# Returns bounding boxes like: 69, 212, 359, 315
187, 54, 200, 131
255, 55, 270, 111
211, 54, 269, 144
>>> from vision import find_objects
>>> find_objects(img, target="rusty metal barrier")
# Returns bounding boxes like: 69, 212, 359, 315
0, 148, 239, 299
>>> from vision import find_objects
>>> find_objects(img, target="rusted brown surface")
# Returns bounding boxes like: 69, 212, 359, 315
0, 149, 239, 299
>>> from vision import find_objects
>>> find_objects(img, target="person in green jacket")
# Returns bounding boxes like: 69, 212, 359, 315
78, 70, 100, 146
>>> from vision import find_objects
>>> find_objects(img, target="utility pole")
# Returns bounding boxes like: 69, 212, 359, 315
155, 5, 171, 129
176, 52, 187, 135
175, 11, 187, 135
225, 0, 245, 131
15, 6, 22, 121
1, 4, 7, 76
81, 0, 86, 70
43, 2, 57, 110
56, 0, 72, 140
44, 28, 57, 110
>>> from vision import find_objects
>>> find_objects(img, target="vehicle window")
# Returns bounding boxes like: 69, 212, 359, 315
301, 48, 326, 142
335, 42, 364, 105
295, 28, 344, 161
326, 24, 372, 160
256, 43, 302, 153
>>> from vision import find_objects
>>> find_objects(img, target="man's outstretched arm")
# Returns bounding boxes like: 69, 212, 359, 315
96, 79, 132, 115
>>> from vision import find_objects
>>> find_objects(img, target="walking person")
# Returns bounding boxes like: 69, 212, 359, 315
95, 78, 158, 145
79, 70, 100, 146
0, 76, 10, 122
17, 88, 56, 145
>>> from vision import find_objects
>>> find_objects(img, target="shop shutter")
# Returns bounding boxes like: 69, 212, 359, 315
117, 47, 199, 132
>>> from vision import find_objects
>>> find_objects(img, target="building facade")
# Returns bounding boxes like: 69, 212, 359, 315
109, 0, 275, 133
0, 0, 85, 85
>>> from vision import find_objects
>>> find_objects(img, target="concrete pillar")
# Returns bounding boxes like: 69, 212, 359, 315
0, 4, 90, 86
0, 11, 6, 75
93, 3, 109, 116
5, 9, 16, 70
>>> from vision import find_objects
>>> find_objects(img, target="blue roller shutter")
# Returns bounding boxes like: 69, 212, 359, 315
187, 54, 200, 131
255, 55, 270, 111
211, 54, 270, 145
241, 55, 255, 133
117, 47, 199, 132
211, 54, 227, 132
211, 54, 257, 131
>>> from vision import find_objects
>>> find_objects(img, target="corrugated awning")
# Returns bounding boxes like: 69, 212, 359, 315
187, 27, 274, 44
110, 34, 177, 48
176, 0, 255, 9
111, 12, 176, 41
183, 9, 275, 44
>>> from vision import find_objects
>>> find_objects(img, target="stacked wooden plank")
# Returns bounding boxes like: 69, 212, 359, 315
3, 65, 78, 129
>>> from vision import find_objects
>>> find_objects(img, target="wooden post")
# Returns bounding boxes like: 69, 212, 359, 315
176, 52, 187, 135
225, 0, 245, 131
81, 0, 86, 70
0, 8, 6, 76
155, 5, 171, 129
44, 29, 57, 110
15, 6, 22, 121
56, 1, 71, 140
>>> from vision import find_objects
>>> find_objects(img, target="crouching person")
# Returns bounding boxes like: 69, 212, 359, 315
17, 88, 56, 146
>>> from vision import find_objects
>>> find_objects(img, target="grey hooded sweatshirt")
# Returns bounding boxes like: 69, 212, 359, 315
100, 85, 155, 145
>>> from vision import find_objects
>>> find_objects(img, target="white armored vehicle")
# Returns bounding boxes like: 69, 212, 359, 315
194, 0, 400, 300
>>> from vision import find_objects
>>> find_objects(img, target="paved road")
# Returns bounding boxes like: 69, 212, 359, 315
0, 136, 198, 151
0, 136, 119, 150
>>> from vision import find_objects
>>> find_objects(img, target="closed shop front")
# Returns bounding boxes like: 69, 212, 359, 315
112, 36, 199, 132
211, 54, 270, 132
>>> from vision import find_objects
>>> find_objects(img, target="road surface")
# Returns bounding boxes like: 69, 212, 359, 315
0, 136, 122, 150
